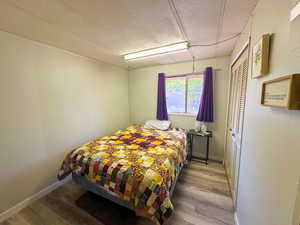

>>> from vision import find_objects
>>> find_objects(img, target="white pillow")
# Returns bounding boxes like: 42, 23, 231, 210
143, 120, 171, 131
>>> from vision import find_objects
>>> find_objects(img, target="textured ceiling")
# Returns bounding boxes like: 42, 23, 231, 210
0, 0, 258, 69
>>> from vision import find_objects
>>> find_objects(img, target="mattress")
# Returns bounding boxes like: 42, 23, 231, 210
58, 125, 186, 224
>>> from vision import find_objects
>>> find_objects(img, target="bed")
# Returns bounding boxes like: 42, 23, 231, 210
58, 125, 186, 224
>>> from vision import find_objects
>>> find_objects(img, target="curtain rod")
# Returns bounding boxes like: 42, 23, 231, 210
166, 72, 202, 78
166, 69, 221, 78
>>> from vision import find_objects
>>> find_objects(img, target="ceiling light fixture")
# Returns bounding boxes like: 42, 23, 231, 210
124, 42, 189, 60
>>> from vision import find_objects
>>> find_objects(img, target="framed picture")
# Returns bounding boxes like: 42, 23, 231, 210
252, 34, 270, 79
261, 74, 300, 110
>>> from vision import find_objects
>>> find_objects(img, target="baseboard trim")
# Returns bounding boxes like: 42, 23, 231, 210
234, 212, 240, 225
0, 176, 71, 223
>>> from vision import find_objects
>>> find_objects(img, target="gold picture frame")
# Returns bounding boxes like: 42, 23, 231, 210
261, 74, 300, 110
252, 34, 270, 79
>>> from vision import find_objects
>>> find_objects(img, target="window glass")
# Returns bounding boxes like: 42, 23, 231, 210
187, 77, 203, 114
166, 74, 203, 114
166, 78, 185, 113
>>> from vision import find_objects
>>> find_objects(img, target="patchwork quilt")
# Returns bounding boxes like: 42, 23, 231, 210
58, 125, 186, 224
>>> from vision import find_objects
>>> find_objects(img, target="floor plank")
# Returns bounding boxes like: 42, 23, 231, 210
1, 161, 234, 225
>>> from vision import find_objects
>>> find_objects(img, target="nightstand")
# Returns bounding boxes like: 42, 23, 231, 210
187, 129, 212, 164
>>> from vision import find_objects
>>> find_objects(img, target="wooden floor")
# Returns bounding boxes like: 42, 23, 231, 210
1, 161, 234, 225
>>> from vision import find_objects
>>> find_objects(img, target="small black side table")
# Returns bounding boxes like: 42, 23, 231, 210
187, 129, 212, 164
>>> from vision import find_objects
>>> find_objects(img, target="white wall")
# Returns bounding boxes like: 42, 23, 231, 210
0, 31, 129, 213
231, 0, 300, 224
129, 57, 230, 161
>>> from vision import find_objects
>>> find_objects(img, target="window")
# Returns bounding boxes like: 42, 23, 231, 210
166, 74, 203, 114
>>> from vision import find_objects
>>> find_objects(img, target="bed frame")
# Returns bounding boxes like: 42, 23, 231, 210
72, 163, 184, 210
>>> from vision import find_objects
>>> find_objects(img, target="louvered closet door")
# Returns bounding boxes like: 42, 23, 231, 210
226, 47, 249, 208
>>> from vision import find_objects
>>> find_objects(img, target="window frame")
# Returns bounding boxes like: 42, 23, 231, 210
166, 73, 203, 115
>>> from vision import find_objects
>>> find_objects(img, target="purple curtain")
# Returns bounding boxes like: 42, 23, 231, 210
196, 67, 214, 122
156, 73, 168, 120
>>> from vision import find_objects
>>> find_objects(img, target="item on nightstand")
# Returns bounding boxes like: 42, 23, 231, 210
200, 130, 210, 136
194, 121, 201, 132
200, 123, 207, 132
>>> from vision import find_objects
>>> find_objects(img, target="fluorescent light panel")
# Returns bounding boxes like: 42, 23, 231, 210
290, 1, 300, 21
124, 42, 189, 60
126, 49, 188, 61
